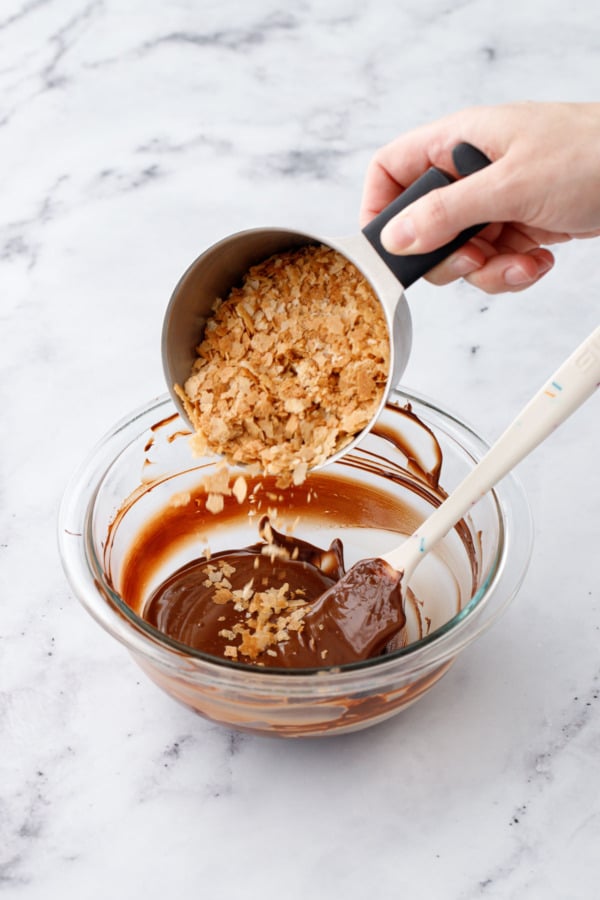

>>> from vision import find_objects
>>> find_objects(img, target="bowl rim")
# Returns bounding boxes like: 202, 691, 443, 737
58, 389, 533, 686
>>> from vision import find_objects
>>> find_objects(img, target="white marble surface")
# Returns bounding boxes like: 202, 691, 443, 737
1, 1, 599, 897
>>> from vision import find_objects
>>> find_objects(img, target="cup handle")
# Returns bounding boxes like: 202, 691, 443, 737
361, 142, 492, 288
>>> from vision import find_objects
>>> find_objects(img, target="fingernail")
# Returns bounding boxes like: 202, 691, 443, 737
504, 264, 533, 286
381, 216, 416, 252
535, 255, 554, 276
450, 254, 482, 277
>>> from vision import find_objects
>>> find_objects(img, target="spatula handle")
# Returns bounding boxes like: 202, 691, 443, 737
383, 325, 600, 574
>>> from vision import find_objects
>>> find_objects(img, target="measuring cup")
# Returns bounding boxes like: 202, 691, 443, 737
162, 142, 491, 465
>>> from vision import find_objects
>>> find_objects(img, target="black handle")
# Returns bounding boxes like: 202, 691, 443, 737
362, 142, 492, 288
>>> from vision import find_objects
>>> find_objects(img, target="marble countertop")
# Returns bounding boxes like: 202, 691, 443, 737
2, 1, 599, 898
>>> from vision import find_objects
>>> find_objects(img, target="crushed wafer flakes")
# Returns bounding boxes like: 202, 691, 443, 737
232, 475, 247, 504
218, 629, 236, 641
204, 465, 232, 496
266, 506, 281, 523
206, 493, 224, 514
202, 565, 222, 585
169, 490, 191, 508
177, 244, 389, 484
198, 466, 252, 516
260, 517, 275, 544
260, 544, 291, 562
199, 557, 310, 662
213, 586, 234, 604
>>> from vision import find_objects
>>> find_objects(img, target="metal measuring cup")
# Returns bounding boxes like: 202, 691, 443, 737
162, 142, 491, 467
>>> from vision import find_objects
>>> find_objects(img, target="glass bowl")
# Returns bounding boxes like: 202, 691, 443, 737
58, 389, 532, 738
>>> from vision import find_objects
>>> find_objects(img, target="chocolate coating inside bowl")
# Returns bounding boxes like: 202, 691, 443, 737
144, 520, 405, 668
113, 403, 478, 670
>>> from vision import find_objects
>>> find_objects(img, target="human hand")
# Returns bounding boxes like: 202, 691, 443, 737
360, 102, 600, 294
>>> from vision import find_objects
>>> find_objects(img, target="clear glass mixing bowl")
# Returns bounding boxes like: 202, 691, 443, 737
58, 388, 532, 738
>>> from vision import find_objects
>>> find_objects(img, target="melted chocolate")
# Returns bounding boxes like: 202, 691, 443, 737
144, 521, 406, 669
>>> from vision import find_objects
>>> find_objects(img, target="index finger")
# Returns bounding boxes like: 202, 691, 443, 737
359, 108, 498, 227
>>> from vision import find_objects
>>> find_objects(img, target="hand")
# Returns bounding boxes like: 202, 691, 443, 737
360, 102, 600, 294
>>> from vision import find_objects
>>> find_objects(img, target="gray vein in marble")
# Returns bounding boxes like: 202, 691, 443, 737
0, 0, 103, 127
207, 730, 245, 800
473, 843, 533, 896
135, 133, 233, 158
0, 175, 68, 275
40, 1, 101, 90
530, 671, 600, 783
0, 150, 171, 284
81, 8, 303, 71
462, 667, 600, 897
0, 0, 53, 33
134, 728, 246, 806
1, 713, 66, 891
251, 147, 348, 181
144, 10, 299, 53
158, 732, 196, 772
0, 1, 101, 127
93, 164, 166, 194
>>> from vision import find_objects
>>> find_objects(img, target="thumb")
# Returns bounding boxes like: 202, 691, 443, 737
380, 163, 513, 255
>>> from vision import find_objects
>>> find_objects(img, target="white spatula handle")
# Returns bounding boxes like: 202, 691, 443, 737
383, 325, 600, 574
